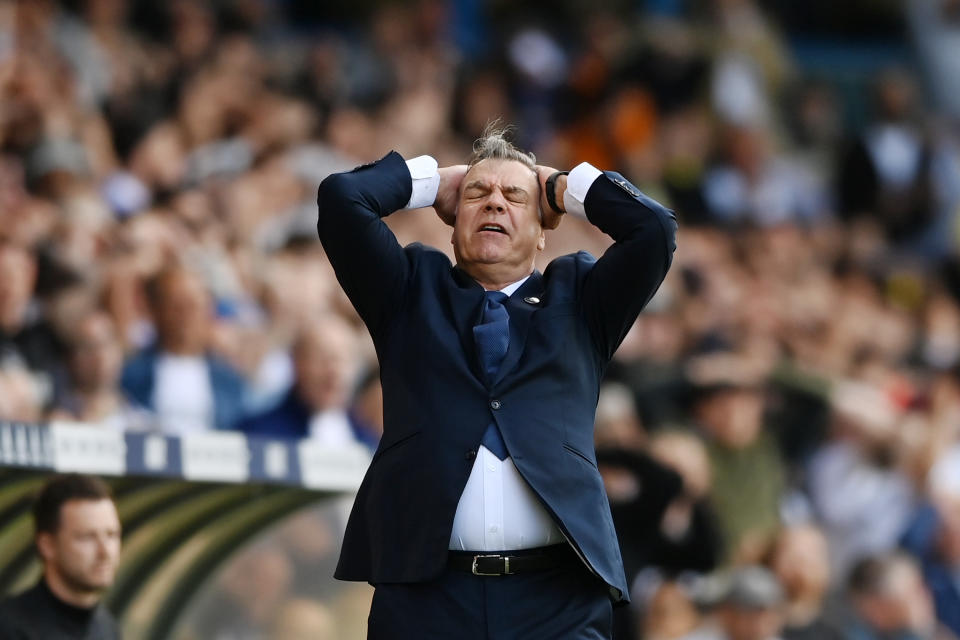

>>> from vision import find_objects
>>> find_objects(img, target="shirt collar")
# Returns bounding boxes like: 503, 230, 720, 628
498, 275, 530, 297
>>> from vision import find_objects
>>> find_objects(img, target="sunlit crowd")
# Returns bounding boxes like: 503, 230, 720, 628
4, 0, 960, 638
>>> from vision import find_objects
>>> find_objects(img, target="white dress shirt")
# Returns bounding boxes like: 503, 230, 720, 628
404, 156, 603, 552
308, 409, 357, 447
153, 353, 215, 435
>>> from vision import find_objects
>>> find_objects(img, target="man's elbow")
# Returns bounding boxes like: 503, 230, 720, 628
663, 209, 678, 256
317, 172, 352, 216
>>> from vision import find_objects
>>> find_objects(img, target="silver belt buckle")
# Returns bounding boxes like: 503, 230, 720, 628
471, 554, 510, 576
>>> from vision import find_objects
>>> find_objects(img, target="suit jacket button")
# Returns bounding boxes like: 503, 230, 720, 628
466, 449, 477, 460
490, 400, 501, 410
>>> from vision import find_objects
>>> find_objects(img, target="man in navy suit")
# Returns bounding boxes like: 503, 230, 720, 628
317, 126, 677, 639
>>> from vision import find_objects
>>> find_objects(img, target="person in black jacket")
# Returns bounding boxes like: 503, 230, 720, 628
0, 474, 122, 640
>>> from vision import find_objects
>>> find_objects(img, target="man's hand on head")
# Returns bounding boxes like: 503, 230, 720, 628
434, 165, 468, 227
536, 165, 566, 230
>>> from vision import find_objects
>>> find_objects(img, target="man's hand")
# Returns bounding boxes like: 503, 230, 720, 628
536, 165, 566, 230
434, 165, 468, 227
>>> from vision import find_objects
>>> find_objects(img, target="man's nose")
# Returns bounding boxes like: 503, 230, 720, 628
483, 190, 507, 213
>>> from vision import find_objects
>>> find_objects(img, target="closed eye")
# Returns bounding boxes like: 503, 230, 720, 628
502, 186, 529, 203
463, 182, 490, 199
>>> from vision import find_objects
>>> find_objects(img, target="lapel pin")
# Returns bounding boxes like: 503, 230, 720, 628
523, 296, 541, 305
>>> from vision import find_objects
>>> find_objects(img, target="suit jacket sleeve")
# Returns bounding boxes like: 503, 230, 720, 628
316, 151, 414, 334
580, 172, 678, 360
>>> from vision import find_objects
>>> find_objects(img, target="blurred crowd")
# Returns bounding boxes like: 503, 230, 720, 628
5, 0, 960, 638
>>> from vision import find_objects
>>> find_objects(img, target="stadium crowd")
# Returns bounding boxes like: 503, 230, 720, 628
4, 0, 960, 638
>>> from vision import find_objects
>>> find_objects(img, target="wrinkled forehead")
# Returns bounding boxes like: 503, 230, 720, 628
463, 158, 539, 194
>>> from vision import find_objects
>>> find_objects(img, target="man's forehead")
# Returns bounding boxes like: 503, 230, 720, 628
464, 159, 538, 190
60, 498, 119, 525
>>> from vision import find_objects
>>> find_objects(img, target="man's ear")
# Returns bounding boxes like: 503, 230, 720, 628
537, 230, 545, 252
36, 532, 55, 562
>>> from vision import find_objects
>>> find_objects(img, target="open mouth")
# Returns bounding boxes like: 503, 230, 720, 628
478, 223, 507, 235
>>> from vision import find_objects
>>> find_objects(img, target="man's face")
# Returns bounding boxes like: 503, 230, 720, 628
294, 327, 356, 412
71, 314, 124, 391
451, 159, 544, 277
38, 499, 122, 595
155, 272, 211, 354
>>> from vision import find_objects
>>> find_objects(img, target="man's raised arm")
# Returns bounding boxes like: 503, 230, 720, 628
317, 152, 459, 333
537, 163, 679, 360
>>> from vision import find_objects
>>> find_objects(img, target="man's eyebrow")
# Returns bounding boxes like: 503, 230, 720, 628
463, 180, 490, 191
502, 185, 529, 197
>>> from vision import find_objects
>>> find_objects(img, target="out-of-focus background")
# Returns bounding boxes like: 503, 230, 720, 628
3, 0, 960, 638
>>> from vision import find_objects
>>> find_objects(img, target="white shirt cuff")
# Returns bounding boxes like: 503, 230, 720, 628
562, 162, 603, 219
404, 155, 440, 209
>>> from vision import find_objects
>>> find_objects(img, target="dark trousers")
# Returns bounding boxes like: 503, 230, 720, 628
368, 560, 613, 639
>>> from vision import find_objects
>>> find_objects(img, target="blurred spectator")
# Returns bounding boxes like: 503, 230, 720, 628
190, 545, 293, 640
807, 381, 917, 582
240, 314, 376, 450
0, 474, 122, 640
767, 524, 845, 640
701, 122, 828, 226
637, 575, 703, 640
683, 566, 786, 640
845, 552, 957, 640
49, 310, 153, 431
647, 430, 724, 574
908, 0, 960, 120
837, 69, 937, 247
901, 462, 960, 637
0, 242, 65, 408
595, 386, 722, 639
691, 377, 785, 563
121, 267, 247, 434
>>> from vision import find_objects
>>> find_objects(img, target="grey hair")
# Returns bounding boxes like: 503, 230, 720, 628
468, 122, 537, 170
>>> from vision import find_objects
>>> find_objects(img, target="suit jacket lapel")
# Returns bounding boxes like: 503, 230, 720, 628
495, 271, 544, 386
447, 266, 487, 383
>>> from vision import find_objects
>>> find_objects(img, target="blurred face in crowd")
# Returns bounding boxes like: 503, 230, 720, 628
642, 582, 700, 639
0, 244, 37, 333
452, 159, 544, 285
854, 560, 935, 635
717, 605, 784, 640
294, 318, 358, 412
37, 498, 121, 606
696, 387, 764, 449
153, 270, 211, 355
70, 312, 124, 392
770, 525, 830, 606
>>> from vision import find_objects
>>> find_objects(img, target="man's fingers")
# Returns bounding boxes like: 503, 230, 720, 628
541, 207, 563, 230
435, 165, 468, 226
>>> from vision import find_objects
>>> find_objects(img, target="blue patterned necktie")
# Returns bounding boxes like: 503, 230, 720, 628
474, 291, 510, 459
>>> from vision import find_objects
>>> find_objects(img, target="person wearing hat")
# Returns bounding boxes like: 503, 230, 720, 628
683, 566, 786, 640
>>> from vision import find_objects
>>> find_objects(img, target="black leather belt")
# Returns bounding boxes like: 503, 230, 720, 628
448, 544, 577, 576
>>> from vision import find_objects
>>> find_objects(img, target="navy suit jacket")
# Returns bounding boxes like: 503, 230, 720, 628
317, 151, 677, 602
